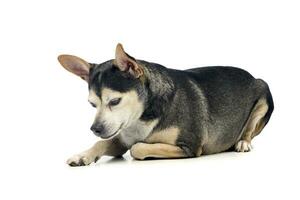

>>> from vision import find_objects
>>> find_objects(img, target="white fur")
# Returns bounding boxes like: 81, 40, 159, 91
235, 140, 252, 152
120, 119, 158, 148
66, 149, 98, 165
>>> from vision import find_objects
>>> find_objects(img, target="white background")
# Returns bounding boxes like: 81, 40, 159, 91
0, 0, 299, 199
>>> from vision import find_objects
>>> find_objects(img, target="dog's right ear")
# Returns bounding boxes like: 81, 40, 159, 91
57, 54, 91, 82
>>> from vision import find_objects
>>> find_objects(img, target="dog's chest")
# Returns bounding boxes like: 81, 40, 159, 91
120, 119, 158, 148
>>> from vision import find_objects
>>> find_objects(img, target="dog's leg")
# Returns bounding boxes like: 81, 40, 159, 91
235, 98, 269, 152
67, 138, 127, 166
130, 143, 187, 160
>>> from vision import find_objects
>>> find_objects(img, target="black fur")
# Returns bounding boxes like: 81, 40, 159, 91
88, 60, 273, 156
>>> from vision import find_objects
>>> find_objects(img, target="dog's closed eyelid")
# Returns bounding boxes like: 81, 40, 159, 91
108, 97, 122, 107
89, 101, 97, 108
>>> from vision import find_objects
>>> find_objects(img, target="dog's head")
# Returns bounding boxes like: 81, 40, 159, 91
58, 44, 147, 139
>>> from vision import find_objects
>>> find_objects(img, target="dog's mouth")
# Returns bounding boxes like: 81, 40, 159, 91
100, 123, 124, 139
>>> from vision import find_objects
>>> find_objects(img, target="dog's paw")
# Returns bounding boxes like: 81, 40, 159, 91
130, 143, 147, 160
235, 140, 252, 152
67, 152, 99, 167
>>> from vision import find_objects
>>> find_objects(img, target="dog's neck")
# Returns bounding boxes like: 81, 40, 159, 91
138, 61, 175, 121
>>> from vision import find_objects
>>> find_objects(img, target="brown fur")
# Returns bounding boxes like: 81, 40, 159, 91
67, 137, 127, 166
130, 143, 186, 160
241, 98, 269, 142
145, 126, 180, 145
235, 98, 269, 152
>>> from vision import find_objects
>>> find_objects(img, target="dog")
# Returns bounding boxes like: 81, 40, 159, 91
58, 43, 274, 166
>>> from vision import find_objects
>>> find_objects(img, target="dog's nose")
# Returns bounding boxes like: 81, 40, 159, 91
90, 123, 105, 136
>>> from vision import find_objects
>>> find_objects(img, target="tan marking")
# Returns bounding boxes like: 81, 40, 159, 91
88, 90, 101, 107
101, 88, 140, 104
196, 147, 203, 157
235, 98, 269, 153
243, 98, 269, 141
67, 140, 112, 166
252, 120, 266, 138
120, 119, 159, 147
67, 136, 127, 166
145, 126, 180, 145
130, 143, 186, 160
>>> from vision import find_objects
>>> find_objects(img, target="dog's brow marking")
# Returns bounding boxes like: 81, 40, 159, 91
101, 88, 123, 103
145, 126, 180, 145
88, 90, 100, 106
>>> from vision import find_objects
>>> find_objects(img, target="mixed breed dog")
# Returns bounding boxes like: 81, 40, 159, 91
58, 44, 273, 166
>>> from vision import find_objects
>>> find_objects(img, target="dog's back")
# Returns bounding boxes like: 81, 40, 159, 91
158, 66, 273, 155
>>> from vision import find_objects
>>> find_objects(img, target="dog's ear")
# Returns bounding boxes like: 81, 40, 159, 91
114, 43, 144, 78
57, 54, 91, 81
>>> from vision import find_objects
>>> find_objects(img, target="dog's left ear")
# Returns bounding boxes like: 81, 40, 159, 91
114, 43, 144, 78
57, 54, 91, 82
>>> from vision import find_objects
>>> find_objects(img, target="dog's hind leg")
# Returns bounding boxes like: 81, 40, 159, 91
235, 98, 269, 152
130, 143, 187, 160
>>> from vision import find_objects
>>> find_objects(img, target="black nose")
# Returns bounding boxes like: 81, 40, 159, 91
90, 123, 105, 136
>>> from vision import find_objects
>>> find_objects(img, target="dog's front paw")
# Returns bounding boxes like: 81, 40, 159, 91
67, 152, 99, 167
130, 143, 147, 160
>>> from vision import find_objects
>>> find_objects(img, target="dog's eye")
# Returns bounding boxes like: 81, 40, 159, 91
108, 98, 121, 107
90, 102, 96, 108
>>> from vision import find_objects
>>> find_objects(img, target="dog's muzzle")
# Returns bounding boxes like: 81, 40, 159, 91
91, 122, 123, 139
90, 123, 105, 137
